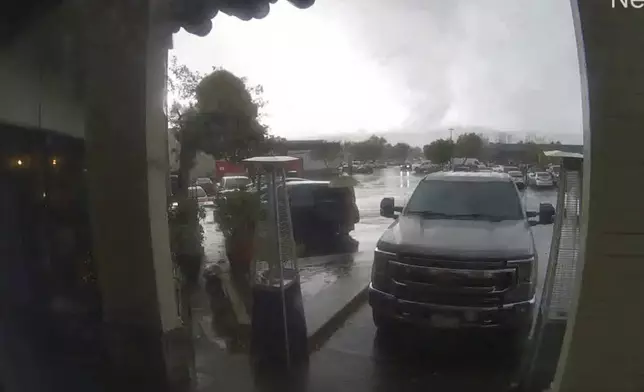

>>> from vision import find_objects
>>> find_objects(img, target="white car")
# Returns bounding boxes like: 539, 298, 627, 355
508, 171, 526, 190
527, 172, 537, 183
534, 172, 555, 188
188, 185, 214, 208
219, 175, 251, 192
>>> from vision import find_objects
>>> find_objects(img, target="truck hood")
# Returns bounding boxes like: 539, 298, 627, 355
377, 215, 535, 260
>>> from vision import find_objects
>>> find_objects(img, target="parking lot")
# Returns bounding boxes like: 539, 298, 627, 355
293, 167, 556, 301
199, 167, 559, 391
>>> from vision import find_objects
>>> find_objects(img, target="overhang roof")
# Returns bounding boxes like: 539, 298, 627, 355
172, 0, 316, 36
2, 0, 315, 43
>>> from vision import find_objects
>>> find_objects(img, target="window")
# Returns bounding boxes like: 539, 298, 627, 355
188, 187, 207, 198
287, 185, 316, 207
222, 177, 250, 189
404, 180, 524, 221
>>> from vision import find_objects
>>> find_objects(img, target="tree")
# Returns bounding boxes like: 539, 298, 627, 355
310, 141, 343, 168
423, 139, 454, 164
264, 135, 289, 155
349, 135, 387, 161
168, 59, 273, 328
521, 141, 543, 164
389, 142, 411, 162
408, 146, 423, 160
168, 56, 203, 102
170, 64, 268, 197
454, 132, 485, 158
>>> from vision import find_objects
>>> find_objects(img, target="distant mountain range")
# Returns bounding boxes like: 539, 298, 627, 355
304, 127, 583, 147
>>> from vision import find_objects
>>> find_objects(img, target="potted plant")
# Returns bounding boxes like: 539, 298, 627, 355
214, 189, 263, 301
168, 198, 205, 324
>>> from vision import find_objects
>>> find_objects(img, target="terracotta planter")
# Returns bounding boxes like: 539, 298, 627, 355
226, 233, 254, 268
226, 229, 255, 311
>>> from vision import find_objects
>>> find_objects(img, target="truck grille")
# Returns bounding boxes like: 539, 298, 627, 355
388, 260, 517, 307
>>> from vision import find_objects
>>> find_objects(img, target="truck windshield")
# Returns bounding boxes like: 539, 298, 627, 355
405, 180, 524, 221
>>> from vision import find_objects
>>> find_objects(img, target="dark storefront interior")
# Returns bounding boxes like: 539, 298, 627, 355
0, 124, 103, 390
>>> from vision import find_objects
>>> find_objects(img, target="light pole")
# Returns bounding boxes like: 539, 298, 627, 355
449, 128, 454, 170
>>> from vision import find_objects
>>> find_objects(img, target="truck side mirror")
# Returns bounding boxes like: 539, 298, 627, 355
380, 197, 396, 218
539, 202, 556, 224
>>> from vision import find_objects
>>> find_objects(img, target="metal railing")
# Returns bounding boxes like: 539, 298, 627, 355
523, 155, 583, 390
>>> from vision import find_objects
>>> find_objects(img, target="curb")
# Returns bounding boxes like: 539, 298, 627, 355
306, 284, 370, 353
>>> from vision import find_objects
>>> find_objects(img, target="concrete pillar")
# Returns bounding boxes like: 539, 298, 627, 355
82, 0, 191, 390
553, 1, 644, 391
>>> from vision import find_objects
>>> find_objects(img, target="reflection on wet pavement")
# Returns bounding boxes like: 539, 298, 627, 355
309, 305, 523, 392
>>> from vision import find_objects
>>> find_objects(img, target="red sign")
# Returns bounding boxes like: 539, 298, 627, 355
214, 158, 304, 180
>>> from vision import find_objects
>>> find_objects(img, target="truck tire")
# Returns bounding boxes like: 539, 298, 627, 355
372, 310, 398, 334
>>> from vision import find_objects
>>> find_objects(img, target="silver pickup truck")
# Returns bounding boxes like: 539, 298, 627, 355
369, 171, 554, 351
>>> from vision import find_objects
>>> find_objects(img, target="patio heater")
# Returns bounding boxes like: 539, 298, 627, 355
521, 150, 584, 391
243, 156, 308, 369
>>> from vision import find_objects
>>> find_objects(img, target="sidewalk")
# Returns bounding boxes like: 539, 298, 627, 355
200, 216, 373, 344
195, 217, 373, 391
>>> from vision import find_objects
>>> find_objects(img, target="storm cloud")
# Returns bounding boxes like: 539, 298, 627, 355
173, 0, 583, 143
320, 0, 583, 139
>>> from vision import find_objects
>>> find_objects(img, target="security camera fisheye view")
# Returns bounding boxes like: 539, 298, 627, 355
0, 1, 640, 392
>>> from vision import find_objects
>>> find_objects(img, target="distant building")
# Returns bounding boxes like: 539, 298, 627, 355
487, 143, 583, 164
285, 140, 343, 178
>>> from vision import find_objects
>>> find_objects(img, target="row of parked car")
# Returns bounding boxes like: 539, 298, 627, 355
180, 174, 360, 246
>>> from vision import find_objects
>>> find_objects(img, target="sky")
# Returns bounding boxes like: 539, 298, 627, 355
171, 0, 583, 144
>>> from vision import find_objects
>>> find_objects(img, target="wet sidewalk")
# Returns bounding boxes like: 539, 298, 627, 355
195, 216, 377, 391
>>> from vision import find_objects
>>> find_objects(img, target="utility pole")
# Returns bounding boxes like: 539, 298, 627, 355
449, 128, 454, 170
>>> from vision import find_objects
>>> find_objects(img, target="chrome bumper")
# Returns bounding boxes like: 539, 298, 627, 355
369, 283, 535, 329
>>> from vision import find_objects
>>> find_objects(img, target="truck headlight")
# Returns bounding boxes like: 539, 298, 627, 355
508, 256, 537, 284
372, 247, 395, 292
505, 256, 537, 302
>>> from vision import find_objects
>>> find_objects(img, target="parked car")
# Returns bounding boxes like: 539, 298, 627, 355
188, 185, 214, 208
284, 177, 309, 183
547, 165, 561, 184
354, 164, 375, 174
527, 171, 537, 185
414, 161, 439, 174
452, 165, 471, 172
218, 175, 251, 194
285, 180, 360, 243
508, 171, 526, 190
532, 172, 555, 189
503, 166, 520, 173
370, 171, 555, 350
195, 177, 217, 195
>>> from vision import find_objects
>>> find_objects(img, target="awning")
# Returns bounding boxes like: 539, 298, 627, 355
543, 150, 584, 159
